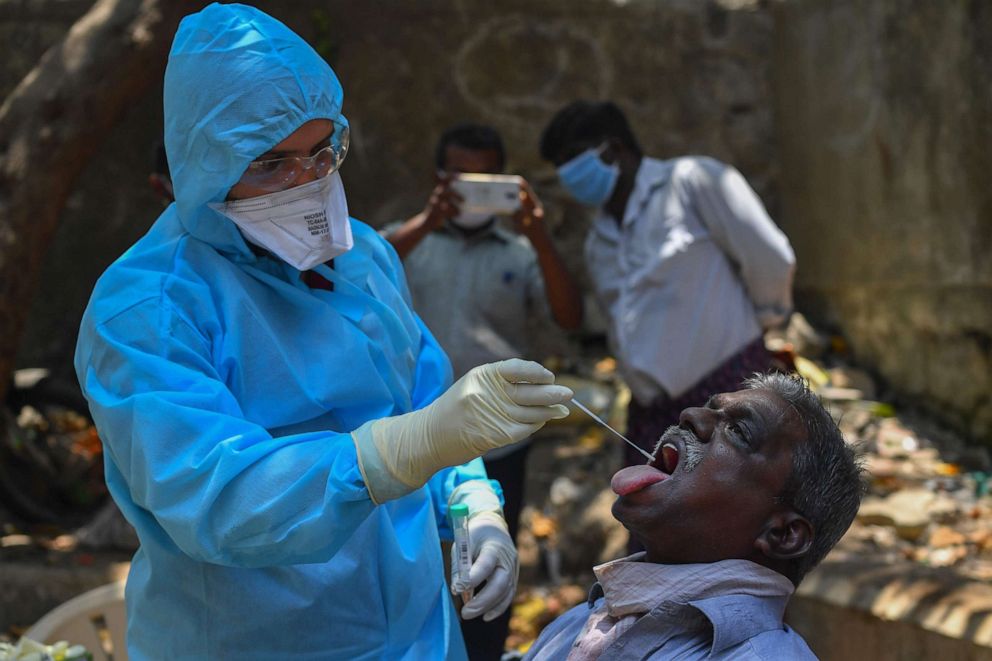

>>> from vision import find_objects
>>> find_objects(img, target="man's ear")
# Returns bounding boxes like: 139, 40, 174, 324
755, 510, 813, 560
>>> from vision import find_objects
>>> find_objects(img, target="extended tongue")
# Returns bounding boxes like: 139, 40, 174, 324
611, 465, 668, 496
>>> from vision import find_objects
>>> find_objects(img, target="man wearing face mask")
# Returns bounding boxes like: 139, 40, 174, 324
73, 7, 575, 659
385, 123, 583, 660
540, 101, 796, 484
387, 123, 583, 370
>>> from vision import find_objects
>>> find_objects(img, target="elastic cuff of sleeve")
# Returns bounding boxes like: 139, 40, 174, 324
351, 420, 417, 505
448, 480, 503, 518
469, 511, 510, 532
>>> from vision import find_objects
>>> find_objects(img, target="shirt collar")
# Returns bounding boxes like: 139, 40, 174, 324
592, 552, 792, 616
587, 553, 795, 653
592, 157, 674, 230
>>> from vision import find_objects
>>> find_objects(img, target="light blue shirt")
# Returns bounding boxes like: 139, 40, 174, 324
525, 589, 816, 660
524, 555, 816, 661
74, 4, 486, 659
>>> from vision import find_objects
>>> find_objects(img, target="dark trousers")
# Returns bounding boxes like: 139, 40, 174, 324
459, 443, 530, 661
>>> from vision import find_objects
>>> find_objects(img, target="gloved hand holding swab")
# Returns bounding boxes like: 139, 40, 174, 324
352, 359, 573, 503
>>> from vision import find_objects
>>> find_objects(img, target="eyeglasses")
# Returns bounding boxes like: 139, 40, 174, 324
238, 118, 350, 193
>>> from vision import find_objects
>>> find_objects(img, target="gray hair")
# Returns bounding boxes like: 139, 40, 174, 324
744, 372, 865, 582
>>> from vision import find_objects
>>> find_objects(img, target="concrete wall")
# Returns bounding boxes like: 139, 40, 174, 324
788, 598, 992, 661
5, 0, 990, 442
6, 0, 777, 382
772, 0, 992, 442
787, 553, 992, 660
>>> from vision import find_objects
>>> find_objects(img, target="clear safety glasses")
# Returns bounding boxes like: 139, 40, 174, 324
239, 117, 350, 193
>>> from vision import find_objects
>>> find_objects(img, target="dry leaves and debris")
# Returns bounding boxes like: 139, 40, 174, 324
1, 399, 107, 529
818, 389, 991, 578
4, 316, 990, 649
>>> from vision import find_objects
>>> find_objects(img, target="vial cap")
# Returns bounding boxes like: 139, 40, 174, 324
449, 504, 469, 518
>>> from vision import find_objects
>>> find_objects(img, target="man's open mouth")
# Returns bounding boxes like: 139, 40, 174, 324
651, 440, 681, 475
610, 436, 683, 497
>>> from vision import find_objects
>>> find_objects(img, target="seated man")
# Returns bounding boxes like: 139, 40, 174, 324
525, 372, 863, 660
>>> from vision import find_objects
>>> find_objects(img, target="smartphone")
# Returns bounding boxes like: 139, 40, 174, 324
450, 174, 522, 215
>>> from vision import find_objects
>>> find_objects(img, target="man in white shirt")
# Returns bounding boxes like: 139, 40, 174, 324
540, 101, 795, 474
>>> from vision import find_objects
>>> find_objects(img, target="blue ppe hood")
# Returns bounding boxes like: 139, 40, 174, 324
164, 2, 343, 260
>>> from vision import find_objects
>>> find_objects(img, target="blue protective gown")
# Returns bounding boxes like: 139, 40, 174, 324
73, 4, 485, 659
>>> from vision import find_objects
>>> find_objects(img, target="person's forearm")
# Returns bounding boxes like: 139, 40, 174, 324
386, 212, 434, 259
528, 227, 583, 330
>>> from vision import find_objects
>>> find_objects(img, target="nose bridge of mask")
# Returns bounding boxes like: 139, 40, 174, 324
223, 174, 330, 213
559, 146, 603, 178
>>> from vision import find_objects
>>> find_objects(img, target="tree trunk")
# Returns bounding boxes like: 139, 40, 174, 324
0, 0, 201, 404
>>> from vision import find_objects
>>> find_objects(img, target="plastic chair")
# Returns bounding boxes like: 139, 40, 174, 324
24, 581, 127, 661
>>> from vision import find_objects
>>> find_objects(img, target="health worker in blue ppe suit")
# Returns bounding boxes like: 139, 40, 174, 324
72, 5, 573, 659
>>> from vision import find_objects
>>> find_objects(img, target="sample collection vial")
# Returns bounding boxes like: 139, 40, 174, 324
449, 503, 473, 604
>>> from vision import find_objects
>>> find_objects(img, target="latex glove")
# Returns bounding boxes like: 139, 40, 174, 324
448, 479, 501, 598
454, 511, 518, 621
352, 359, 572, 503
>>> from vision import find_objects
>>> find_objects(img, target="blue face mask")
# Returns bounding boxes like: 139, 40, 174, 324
557, 145, 620, 207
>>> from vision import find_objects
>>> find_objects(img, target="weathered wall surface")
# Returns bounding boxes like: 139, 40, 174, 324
787, 553, 992, 660
772, 0, 992, 442
6, 0, 777, 383
5, 1, 990, 442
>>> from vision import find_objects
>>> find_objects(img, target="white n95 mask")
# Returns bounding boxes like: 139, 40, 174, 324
211, 172, 353, 271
